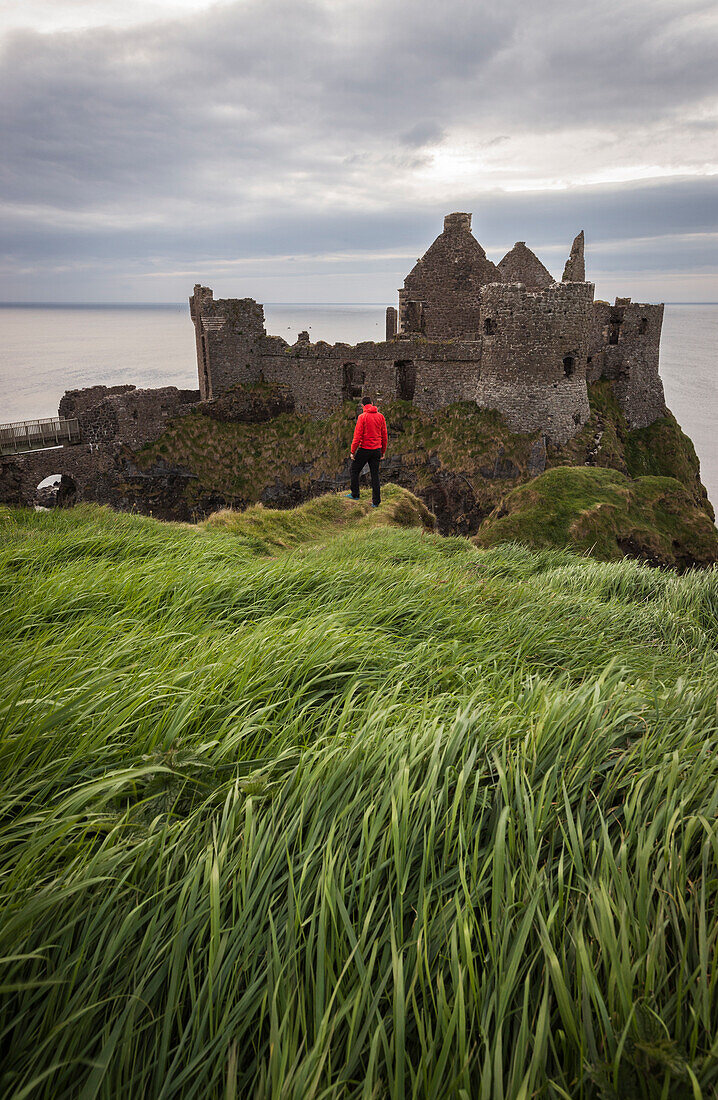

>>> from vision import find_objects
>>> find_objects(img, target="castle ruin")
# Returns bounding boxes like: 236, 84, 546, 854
190, 213, 665, 444
1, 213, 668, 518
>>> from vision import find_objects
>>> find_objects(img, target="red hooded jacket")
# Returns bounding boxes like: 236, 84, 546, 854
351, 405, 388, 456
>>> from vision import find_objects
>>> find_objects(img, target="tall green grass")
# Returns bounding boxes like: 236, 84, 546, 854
1, 493, 717, 1098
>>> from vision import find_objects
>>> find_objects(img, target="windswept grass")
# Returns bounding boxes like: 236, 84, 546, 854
203, 484, 435, 551
1, 495, 717, 1098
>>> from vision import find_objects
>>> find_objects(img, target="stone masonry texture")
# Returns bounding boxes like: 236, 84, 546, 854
497, 243, 553, 290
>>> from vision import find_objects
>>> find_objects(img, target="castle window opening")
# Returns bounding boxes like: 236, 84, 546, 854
608, 326, 620, 345
638, 317, 648, 334
483, 318, 497, 335
563, 355, 576, 377
342, 363, 365, 401
395, 360, 416, 402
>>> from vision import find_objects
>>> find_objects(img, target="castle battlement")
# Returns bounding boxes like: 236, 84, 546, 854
189, 215, 666, 443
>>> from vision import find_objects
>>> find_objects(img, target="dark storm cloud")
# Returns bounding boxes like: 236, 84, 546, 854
1, 0, 717, 296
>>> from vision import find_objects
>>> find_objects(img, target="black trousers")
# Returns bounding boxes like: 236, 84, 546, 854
350, 448, 382, 505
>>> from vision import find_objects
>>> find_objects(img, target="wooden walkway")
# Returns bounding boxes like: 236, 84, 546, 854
0, 417, 81, 455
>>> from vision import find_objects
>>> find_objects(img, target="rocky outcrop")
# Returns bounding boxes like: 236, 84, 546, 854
2, 382, 712, 565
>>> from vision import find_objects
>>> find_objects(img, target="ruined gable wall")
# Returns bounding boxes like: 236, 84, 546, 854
400, 214, 500, 339
496, 243, 553, 289
591, 299, 665, 427
477, 282, 594, 443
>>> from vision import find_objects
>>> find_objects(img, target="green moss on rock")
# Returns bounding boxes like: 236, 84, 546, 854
474, 466, 718, 570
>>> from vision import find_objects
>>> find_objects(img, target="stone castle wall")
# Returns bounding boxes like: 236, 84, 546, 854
1, 383, 201, 512
399, 213, 500, 339
590, 299, 665, 427
190, 286, 265, 399
186, 214, 666, 444
59, 384, 200, 447
260, 337, 483, 418
476, 281, 594, 443
190, 286, 665, 444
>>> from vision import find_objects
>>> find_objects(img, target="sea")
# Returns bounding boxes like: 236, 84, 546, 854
1, 302, 716, 512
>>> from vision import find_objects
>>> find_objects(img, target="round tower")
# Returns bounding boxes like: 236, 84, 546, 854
477, 281, 594, 443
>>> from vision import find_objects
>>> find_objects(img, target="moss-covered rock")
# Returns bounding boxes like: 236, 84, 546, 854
474, 467, 718, 570
550, 381, 713, 519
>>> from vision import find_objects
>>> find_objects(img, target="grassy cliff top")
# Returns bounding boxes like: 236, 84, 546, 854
1, 497, 717, 1097
132, 381, 714, 541
475, 465, 718, 569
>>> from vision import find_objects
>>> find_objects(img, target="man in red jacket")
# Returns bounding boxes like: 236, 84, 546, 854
347, 398, 388, 507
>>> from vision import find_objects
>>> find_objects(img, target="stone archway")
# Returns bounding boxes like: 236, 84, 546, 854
35, 473, 78, 508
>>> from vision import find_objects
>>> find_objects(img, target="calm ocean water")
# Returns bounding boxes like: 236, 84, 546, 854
1, 302, 716, 511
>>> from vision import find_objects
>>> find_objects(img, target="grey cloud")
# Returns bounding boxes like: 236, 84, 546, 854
2, 178, 716, 266
3, 0, 716, 205
0, 0, 717, 298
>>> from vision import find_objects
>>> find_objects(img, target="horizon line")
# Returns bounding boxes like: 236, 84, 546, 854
2, 300, 718, 308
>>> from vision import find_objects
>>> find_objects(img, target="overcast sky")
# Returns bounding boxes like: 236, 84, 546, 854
1, 0, 717, 303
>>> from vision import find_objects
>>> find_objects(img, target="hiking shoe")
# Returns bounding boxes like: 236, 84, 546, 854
345, 493, 360, 500
372, 503, 379, 508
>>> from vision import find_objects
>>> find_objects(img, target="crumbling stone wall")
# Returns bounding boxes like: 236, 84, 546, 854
399, 213, 500, 338
258, 337, 482, 418
477, 281, 594, 443
0, 444, 125, 508
562, 231, 586, 282
590, 299, 665, 427
60, 385, 200, 447
1, 383, 202, 511
59, 384, 135, 418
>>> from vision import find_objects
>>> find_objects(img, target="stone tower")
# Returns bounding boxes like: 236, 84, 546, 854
189, 286, 266, 400
477, 281, 594, 443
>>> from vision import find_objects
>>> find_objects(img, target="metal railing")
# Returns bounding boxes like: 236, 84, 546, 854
0, 417, 81, 455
